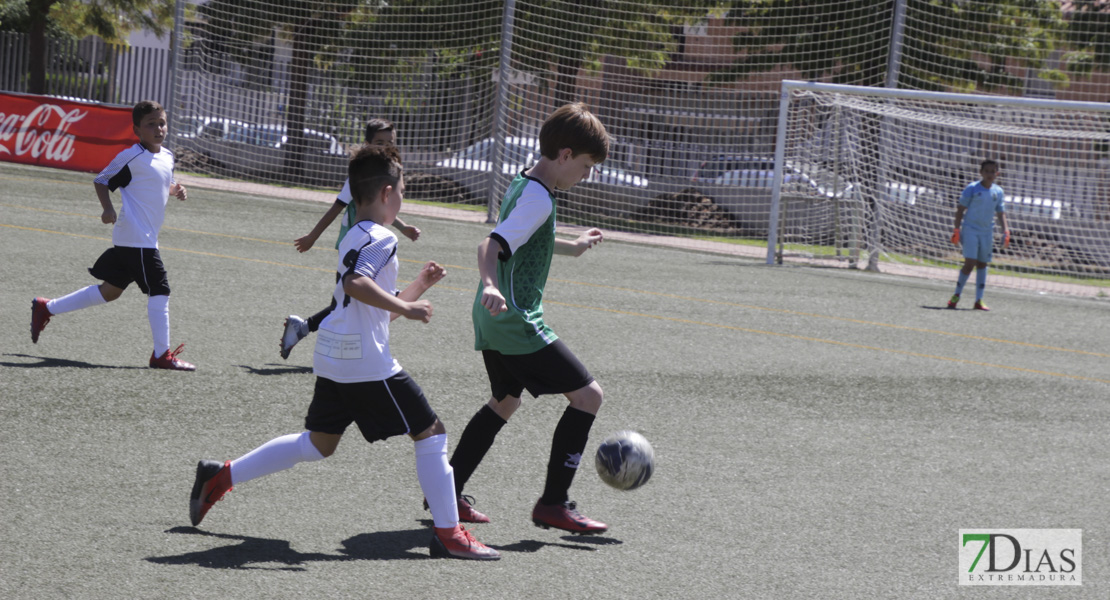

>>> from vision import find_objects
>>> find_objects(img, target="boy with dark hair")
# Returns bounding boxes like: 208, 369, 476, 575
190, 144, 498, 560
31, 100, 195, 370
948, 159, 1010, 311
281, 118, 421, 358
444, 103, 611, 533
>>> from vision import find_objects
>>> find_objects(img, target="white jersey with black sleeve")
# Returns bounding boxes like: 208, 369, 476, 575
93, 143, 175, 248
313, 220, 403, 383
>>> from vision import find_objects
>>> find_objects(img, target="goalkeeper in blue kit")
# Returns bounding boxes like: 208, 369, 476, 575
948, 159, 1010, 311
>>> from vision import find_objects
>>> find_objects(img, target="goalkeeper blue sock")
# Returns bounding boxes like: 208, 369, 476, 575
975, 267, 988, 301
955, 271, 970, 296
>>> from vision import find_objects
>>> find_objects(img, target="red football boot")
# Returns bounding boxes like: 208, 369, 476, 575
189, 460, 232, 526
531, 499, 608, 535
430, 525, 500, 561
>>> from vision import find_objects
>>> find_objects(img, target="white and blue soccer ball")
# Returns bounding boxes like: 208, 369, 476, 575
594, 430, 654, 491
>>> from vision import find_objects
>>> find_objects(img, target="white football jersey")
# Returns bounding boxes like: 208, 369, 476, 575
313, 220, 403, 383
94, 143, 176, 248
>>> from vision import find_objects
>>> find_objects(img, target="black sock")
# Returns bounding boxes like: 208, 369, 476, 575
306, 302, 334, 332
450, 405, 506, 494
540, 407, 595, 506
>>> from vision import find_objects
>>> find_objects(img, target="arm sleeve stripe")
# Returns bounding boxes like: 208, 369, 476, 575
94, 146, 144, 188
354, 237, 397, 281
489, 232, 512, 261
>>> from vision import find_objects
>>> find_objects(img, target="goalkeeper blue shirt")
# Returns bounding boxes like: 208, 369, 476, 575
959, 180, 1005, 232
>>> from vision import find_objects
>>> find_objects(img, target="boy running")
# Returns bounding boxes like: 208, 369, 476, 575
189, 144, 498, 561
948, 159, 1010, 311
30, 100, 195, 371
444, 103, 610, 534
281, 118, 420, 359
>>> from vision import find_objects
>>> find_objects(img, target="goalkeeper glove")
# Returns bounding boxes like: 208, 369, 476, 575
951, 228, 960, 245
1003, 230, 1011, 248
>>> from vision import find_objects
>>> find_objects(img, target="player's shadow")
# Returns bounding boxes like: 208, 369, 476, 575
496, 536, 622, 553
921, 305, 961, 310
0, 354, 144, 369
237, 364, 313, 376
414, 518, 620, 553
148, 525, 430, 570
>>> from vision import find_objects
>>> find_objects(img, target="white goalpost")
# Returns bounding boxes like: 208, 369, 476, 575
768, 80, 1110, 289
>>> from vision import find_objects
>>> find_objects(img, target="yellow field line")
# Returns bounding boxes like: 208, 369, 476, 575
4, 201, 1106, 362
545, 300, 1110, 385
546, 278, 1110, 359
5, 221, 1105, 383
0, 223, 331, 272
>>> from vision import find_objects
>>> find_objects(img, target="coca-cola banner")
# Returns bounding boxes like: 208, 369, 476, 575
0, 92, 135, 173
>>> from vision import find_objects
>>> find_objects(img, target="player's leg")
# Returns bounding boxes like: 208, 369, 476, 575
974, 261, 990, 310
515, 341, 606, 534
972, 231, 993, 310
350, 373, 497, 560
411, 419, 498, 561
280, 300, 333, 359
32, 248, 129, 342
949, 231, 981, 308
189, 376, 342, 526
436, 395, 511, 524
306, 300, 335, 333
189, 430, 330, 527
542, 380, 602, 507
446, 350, 520, 505
135, 249, 194, 370
531, 379, 607, 534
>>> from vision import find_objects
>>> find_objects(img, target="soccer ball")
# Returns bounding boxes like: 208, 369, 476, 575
594, 430, 654, 491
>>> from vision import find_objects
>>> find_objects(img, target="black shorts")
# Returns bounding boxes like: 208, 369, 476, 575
305, 371, 437, 443
88, 246, 170, 296
482, 339, 594, 401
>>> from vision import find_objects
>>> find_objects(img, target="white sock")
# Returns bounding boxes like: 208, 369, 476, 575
147, 295, 170, 356
47, 285, 106, 315
229, 431, 325, 486
414, 434, 458, 529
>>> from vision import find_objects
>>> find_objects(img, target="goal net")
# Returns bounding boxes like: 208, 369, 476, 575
770, 81, 1110, 289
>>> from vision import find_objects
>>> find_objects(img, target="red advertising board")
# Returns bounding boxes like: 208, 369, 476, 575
0, 92, 135, 173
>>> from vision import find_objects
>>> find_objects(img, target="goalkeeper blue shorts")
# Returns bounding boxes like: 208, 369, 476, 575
961, 228, 993, 263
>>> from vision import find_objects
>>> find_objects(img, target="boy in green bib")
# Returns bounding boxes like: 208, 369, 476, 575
445, 103, 611, 534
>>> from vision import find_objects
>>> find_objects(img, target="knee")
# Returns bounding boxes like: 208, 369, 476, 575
308, 431, 340, 457
488, 395, 520, 421
99, 284, 123, 302
315, 444, 336, 458
413, 419, 447, 440
569, 383, 603, 414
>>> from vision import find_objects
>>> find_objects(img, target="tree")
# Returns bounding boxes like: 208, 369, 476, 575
1063, 0, 1110, 78
198, 0, 362, 183
708, 0, 893, 88
707, 0, 1068, 93
513, 0, 725, 109
897, 0, 1067, 93
329, 0, 725, 109
2, 0, 173, 95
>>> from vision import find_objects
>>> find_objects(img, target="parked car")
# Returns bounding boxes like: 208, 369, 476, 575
692, 156, 777, 185
179, 118, 347, 186
437, 137, 648, 188
171, 115, 207, 139
695, 155, 852, 200
174, 116, 253, 155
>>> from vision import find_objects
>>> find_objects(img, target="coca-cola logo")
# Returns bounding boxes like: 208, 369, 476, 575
0, 103, 87, 162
